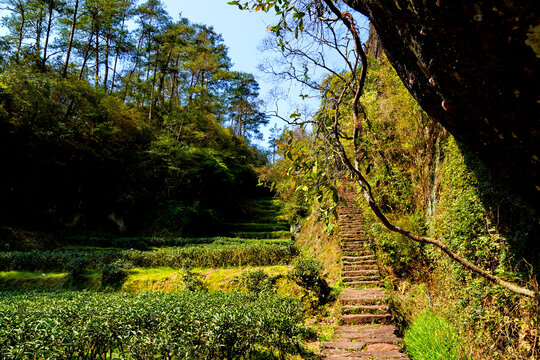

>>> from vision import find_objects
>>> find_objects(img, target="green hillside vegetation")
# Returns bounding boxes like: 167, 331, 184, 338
269, 55, 539, 358
0, 0, 269, 237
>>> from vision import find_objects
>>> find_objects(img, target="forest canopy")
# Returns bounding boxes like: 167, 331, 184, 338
0, 0, 270, 236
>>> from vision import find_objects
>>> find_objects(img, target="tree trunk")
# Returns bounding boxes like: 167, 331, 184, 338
62, 0, 78, 78
104, 30, 110, 90
95, 27, 99, 87
35, 10, 43, 62
78, 30, 94, 80
15, 3, 25, 63
110, 15, 125, 93
42, 3, 54, 69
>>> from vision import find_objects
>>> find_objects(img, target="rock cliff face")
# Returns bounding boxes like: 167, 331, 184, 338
344, 0, 539, 207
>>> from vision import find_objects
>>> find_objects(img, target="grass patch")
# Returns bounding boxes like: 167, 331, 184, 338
404, 309, 467, 360
121, 265, 295, 293
0, 271, 68, 290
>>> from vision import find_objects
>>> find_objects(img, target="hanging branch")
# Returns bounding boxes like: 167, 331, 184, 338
321, 0, 540, 301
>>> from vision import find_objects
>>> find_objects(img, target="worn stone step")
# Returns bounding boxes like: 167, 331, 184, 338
343, 269, 379, 276
332, 325, 404, 345
322, 341, 366, 351
341, 304, 389, 314
343, 275, 380, 283
340, 313, 391, 325
343, 266, 378, 272
340, 289, 386, 304
343, 255, 375, 261
323, 348, 408, 359
342, 246, 370, 250
347, 280, 383, 288
343, 252, 372, 257
342, 259, 376, 264
342, 263, 377, 268
343, 253, 372, 258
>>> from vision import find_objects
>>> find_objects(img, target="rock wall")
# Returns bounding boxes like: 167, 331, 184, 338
344, 0, 539, 208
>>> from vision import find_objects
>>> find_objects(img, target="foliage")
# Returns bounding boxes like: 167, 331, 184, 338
100, 259, 132, 286
240, 269, 275, 293
0, 240, 299, 271
365, 211, 427, 279
404, 309, 466, 360
0, 290, 307, 359
289, 258, 333, 308
182, 269, 206, 291
65, 257, 87, 278
0, 0, 270, 236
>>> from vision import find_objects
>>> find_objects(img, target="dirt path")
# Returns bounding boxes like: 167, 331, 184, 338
321, 186, 409, 359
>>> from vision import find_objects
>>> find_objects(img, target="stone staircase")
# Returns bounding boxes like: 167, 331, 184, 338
321, 184, 409, 359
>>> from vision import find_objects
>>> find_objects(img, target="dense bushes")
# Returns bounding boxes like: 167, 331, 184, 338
100, 260, 132, 286
0, 291, 307, 359
0, 241, 299, 271
0, 67, 267, 236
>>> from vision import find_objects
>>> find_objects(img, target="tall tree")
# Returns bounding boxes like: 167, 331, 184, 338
227, 72, 268, 140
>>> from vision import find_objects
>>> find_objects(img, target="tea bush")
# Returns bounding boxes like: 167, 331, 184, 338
241, 269, 275, 293
100, 260, 132, 286
0, 290, 307, 359
0, 241, 299, 271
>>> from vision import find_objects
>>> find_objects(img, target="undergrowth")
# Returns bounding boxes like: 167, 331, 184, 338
404, 309, 466, 360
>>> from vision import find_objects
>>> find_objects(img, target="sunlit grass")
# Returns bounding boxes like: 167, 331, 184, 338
121, 265, 301, 295
0, 270, 69, 290
404, 309, 467, 360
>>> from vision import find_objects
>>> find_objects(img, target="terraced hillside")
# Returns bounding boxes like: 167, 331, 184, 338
229, 197, 291, 239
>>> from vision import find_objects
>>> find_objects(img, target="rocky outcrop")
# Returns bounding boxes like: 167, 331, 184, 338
344, 0, 540, 207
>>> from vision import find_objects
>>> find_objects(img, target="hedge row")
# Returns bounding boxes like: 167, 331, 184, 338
0, 290, 306, 359
0, 242, 299, 271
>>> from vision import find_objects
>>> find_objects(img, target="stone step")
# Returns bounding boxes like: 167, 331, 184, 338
343, 265, 378, 271
341, 304, 389, 314
343, 255, 375, 261
322, 347, 409, 360
332, 325, 404, 345
342, 275, 380, 283
322, 341, 366, 351
340, 313, 391, 325
341, 246, 369, 251
342, 259, 376, 264
342, 251, 372, 256
339, 289, 387, 305
343, 269, 379, 276
347, 280, 383, 288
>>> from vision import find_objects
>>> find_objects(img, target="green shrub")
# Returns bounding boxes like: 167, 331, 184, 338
65, 258, 87, 278
182, 270, 205, 291
241, 269, 274, 293
100, 260, 132, 286
289, 259, 333, 307
365, 212, 426, 278
404, 309, 466, 360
